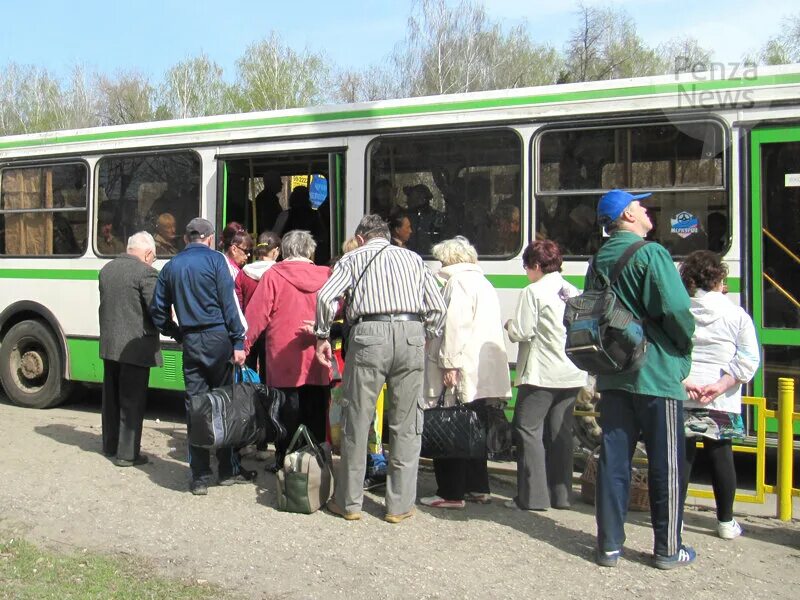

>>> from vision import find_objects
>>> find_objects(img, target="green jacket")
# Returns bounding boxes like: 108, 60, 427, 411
587, 231, 694, 400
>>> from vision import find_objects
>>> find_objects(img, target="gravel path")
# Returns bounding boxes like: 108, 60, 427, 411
1, 394, 799, 599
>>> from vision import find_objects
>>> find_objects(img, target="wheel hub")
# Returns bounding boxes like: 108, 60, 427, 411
20, 350, 45, 380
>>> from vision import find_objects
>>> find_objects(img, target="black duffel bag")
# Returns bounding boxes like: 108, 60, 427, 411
189, 381, 264, 449
421, 388, 486, 460
189, 367, 289, 450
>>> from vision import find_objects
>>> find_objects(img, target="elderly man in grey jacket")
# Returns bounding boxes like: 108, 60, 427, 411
98, 231, 161, 467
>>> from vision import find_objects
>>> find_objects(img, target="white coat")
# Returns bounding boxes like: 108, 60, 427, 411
506, 271, 587, 389
424, 263, 512, 404
684, 289, 760, 413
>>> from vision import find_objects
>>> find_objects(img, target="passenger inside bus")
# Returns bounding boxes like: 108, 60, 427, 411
97, 204, 126, 255
371, 179, 395, 220
405, 183, 444, 254
153, 212, 179, 256
488, 201, 521, 255
255, 171, 284, 233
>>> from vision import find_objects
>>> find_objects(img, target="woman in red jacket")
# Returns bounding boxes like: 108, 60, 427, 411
244, 230, 332, 472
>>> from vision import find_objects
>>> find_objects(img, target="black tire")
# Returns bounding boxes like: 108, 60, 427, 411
0, 320, 71, 408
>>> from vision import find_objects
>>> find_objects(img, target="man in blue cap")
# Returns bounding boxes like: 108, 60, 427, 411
590, 189, 696, 569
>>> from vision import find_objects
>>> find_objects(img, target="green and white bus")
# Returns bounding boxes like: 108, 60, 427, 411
1, 64, 799, 440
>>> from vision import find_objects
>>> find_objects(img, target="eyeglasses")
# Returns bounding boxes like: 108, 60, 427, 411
235, 245, 251, 257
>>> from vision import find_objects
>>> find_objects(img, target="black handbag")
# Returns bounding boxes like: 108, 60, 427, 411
421, 388, 486, 460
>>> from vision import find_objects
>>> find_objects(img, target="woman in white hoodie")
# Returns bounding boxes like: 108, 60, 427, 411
420, 237, 511, 509
680, 250, 759, 540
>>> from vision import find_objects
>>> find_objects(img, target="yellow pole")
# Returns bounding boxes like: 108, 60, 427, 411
777, 377, 794, 521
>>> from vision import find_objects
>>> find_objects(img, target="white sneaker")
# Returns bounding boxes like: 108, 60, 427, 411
717, 519, 743, 540
419, 495, 465, 509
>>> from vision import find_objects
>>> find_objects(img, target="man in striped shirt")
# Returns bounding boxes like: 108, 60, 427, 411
314, 214, 446, 523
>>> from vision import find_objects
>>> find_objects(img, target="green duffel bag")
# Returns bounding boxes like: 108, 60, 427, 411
276, 425, 334, 514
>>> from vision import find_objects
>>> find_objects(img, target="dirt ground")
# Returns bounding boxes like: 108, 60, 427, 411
1, 390, 799, 600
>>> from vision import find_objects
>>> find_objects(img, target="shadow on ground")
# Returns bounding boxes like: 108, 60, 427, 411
33, 423, 188, 493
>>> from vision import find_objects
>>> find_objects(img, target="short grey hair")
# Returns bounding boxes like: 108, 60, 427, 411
355, 214, 390, 241
281, 230, 316, 259
432, 236, 478, 266
127, 231, 156, 253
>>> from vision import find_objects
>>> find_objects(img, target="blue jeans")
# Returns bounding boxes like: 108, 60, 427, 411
596, 390, 685, 557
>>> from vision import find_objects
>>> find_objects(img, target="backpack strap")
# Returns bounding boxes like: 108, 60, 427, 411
609, 240, 649, 285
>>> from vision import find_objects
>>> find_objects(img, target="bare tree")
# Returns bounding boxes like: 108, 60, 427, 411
96, 70, 157, 126
161, 53, 232, 118
755, 13, 800, 65
0, 63, 63, 135
234, 32, 328, 111
658, 37, 714, 75
563, 2, 661, 82
57, 64, 102, 130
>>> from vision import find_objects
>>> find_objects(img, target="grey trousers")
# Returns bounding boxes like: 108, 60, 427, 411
512, 385, 580, 510
337, 320, 425, 515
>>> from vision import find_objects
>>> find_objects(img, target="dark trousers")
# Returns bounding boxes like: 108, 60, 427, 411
513, 385, 579, 509
182, 329, 241, 482
684, 437, 736, 522
433, 399, 490, 501
102, 359, 150, 461
274, 385, 329, 461
596, 390, 684, 557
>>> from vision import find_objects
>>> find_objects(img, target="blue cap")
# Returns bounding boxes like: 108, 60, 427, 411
597, 189, 652, 225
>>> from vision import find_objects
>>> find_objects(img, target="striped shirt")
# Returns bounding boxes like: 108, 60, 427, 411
315, 237, 446, 338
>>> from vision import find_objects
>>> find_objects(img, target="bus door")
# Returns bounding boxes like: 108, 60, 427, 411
217, 150, 345, 265
750, 126, 800, 425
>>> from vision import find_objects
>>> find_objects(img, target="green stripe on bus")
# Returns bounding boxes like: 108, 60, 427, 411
488, 273, 741, 292
0, 267, 742, 291
0, 268, 98, 280
2, 72, 799, 150
67, 338, 186, 390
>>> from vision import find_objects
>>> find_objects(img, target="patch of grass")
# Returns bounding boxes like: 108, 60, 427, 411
0, 537, 223, 599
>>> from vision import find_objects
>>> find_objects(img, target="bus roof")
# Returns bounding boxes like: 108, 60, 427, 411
2, 63, 800, 154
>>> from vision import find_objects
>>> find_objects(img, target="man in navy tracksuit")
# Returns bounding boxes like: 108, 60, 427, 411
150, 217, 252, 495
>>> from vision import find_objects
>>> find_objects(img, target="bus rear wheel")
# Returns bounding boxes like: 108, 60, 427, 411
0, 320, 71, 409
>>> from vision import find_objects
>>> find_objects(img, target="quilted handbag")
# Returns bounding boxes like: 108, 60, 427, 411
420, 388, 486, 460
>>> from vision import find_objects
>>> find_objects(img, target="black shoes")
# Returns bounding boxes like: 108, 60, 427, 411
115, 454, 149, 467
219, 468, 257, 486
190, 479, 208, 496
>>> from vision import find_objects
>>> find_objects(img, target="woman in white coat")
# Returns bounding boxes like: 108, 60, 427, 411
680, 250, 759, 540
505, 240, 586, 510
420, 237, 511, 509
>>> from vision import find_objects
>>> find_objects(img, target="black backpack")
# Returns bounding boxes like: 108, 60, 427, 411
563, 241, 649, 376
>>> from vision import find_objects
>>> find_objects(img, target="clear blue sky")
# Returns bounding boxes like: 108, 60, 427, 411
0, 0, 792, 80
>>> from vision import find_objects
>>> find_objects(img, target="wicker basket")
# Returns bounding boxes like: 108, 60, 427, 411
580, 449, 650, 512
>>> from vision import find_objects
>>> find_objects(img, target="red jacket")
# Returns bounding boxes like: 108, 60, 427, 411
244, 260, 331, 388
235, 260, 276, 311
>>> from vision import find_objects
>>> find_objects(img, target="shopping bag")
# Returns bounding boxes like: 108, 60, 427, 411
276, 425, 334, 514
421, 388, 486, 460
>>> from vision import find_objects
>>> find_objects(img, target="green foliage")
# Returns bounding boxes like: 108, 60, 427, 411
0, 537, 222, 600
234, 32, 328, 111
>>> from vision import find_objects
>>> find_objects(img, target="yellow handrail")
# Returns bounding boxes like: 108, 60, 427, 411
764, 273, 800, 310
763, 227, 800, 267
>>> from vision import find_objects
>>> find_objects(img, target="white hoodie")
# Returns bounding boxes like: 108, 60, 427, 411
684, 290, 760, 413
243, 260, 276, 281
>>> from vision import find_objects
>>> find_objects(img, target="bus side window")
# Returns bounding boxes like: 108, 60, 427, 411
535, 121, 729, 259
95, 152, 201, 258
0, 164, 88, 257
367, 129, 522, 257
